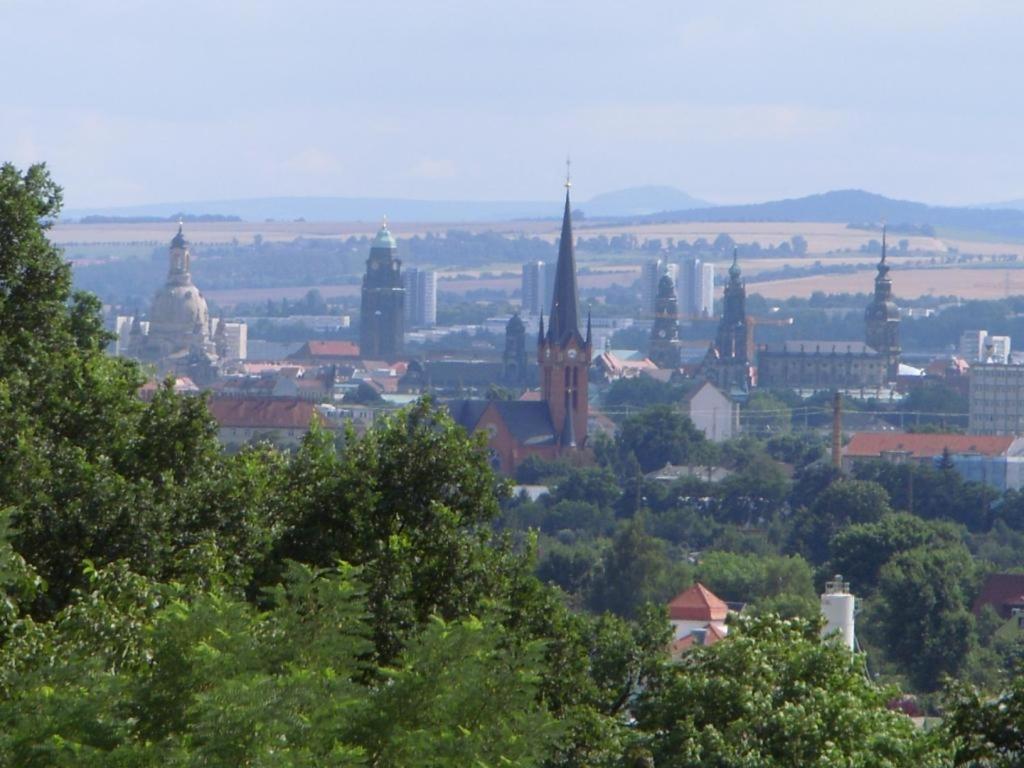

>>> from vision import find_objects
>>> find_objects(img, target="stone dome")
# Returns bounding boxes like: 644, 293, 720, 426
148, 283, 210, 340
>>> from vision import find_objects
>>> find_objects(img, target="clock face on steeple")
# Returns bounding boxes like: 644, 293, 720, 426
568, 349, 577, 360
658, 330, 666, 338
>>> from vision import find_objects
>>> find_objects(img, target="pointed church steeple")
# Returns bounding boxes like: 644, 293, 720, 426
537, 310, 545, 345
546, 179, 581, 345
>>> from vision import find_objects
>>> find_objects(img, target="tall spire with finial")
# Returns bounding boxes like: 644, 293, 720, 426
546, 162, 581, 344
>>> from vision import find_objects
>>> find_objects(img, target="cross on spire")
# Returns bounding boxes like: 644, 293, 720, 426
565, 156, 572, 190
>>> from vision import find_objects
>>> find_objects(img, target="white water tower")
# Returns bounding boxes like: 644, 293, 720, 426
820, 575, 856, 651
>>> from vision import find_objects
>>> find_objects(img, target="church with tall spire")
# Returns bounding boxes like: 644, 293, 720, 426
449, 169, 592, 473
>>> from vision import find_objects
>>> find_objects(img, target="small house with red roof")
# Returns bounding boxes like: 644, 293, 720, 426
667, 583, 730, 654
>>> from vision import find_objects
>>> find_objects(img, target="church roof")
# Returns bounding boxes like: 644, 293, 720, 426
546, 189, 581, 345
447, 399, 556, 446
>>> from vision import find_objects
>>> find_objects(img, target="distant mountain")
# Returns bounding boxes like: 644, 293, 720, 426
974, 199, 1024, 212
580, 186, 711, 217
63, 196, 562, 223
63, 186, 711, 223
639, 189, 1024, 239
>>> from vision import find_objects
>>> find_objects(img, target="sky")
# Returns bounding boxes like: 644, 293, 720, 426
3, 0, 1024, 209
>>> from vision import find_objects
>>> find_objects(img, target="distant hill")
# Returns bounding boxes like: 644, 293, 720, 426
63, 197, 561, 224
638, 189, 1024, 239
580, 186, 711, 217
63, 186, 711, 224
975, 199, 1024, 212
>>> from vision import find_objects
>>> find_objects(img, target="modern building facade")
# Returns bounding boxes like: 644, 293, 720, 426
969, 363, 1024, 435
359, 223, 405, 359
402, 267, 437, 328
678, 257, 715, 318
521, 260, 554, 316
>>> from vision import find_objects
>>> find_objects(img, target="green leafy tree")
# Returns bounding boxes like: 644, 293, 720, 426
586, 516, 690, 619
826, 512, 963, 596
875, 544, 977, 691
789, 478, 892, 563
634, 614, 950, 767
946, 676, 1024, 767
615, 405, 713, 474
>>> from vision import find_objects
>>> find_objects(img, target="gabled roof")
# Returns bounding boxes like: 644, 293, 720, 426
208, 396, 325, 430
974, 573, 1024, 618
446, 399, 556, 447
289, 340, 361, 360
667, 583, 729, 622
844, 432, 1018, 459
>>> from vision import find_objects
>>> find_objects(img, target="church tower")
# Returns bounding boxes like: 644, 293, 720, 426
705, 249, 751, 391
359, 222, 405, 359
649, 274, 681, 368
865, 227, 901, 380
502, 312, 529, 386
538, 172, 592, 450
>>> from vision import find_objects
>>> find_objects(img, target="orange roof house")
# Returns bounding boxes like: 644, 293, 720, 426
668, 583, 729, 622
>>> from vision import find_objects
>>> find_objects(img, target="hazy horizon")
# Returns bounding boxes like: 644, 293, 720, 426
5, 1, 1024, 209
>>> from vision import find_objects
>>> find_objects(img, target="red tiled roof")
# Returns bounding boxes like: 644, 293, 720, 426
207, 397, 324, 430
290, 341, 361, 360
844, 432, 1015, 459
974, 573, 1024, 618
667, 583, 729, 622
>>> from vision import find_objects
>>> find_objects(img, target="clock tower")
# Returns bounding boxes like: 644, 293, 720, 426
649, 274, 681, 368
538, 174, 592, 450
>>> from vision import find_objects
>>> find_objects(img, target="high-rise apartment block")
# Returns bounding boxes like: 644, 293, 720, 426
521, 261, 554, 315
403, 268, 437, 328
678, 257, 715, 318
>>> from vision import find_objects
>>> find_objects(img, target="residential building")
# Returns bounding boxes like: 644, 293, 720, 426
207, 396, 335, 449
969, 363, 1024, 435
403, 267, 437, 328
520, 261, 554, 316
667, 583, 729, 657
678, 257, 715, 318
842, 431, 1024, 491
960, 330, 1012, 363
688, 381, 739, 442
359, 222, 405, 359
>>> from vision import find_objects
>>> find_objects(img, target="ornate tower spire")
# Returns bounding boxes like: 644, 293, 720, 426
546, 180, 580, 345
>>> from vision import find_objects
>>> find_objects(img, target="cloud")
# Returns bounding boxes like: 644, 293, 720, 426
410, 157, 457, 180
280, 148, 344, 176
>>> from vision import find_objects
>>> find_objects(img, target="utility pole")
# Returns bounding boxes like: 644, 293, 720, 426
832, 390, 842, 471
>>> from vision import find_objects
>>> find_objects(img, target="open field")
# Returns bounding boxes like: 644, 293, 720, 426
751, 266, 1024, 300
50, 219, 558, 246
57, 217, 1024, 303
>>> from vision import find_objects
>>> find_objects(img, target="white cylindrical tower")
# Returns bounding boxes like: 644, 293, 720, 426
820, 575, 856, 651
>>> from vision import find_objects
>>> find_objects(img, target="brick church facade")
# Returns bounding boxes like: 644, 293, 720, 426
450, 178, 592, 473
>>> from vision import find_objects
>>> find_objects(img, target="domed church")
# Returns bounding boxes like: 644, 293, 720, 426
127, 223, 220, 382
